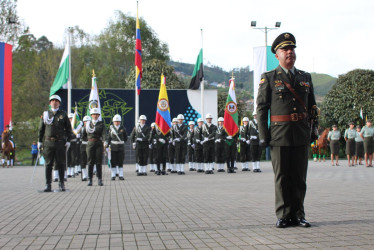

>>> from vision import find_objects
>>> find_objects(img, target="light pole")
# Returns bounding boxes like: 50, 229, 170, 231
251, 21, 281, 47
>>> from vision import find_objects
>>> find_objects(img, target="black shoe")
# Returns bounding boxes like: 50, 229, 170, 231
276, 219, 289, 228
156, 171, 161, 175
150, 170, 155, 172
242, 168, 248, 171
44, 184, 52, 192
82, 178, 87, 181
161, 170, 167, 175
88, 179, 92, 186
205, 170, 209, 174
234, 167, 238, 170
98, 179, 103, 186
116, 173, 119, 176
111, 177, 115, 180
299, 218, 311, 227
171, 170, 177, 173
178, 171, 182, 175
181, 171, 185, 175
257, 169, 262, 172
137, 172, 142, 176
64, 178, 67, 182
59, 182, 65, 192
144, 173, 147, 176
53, 178, 58, 182
289, 218, 300, 226
119, 176, 125, 180
253, 169, 258, 172
136, 169, 139, 172
67, 175, 72, 178
189, 168, 194, 171
167, 169, 171, 172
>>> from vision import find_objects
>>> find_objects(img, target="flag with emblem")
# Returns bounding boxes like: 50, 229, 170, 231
155, 74, 172, 135
71, 104, 81, 130
223, 76, 239, 136
135, 5, 142, 95
87, 71, 102, 121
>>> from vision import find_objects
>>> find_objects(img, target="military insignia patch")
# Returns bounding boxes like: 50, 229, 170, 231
299, 81, 310, 87
284, 33, 290, 39
259, 78, 265, 84
59, 115, 63, 119
120, 129, 123, 133
275, 80, 284, 90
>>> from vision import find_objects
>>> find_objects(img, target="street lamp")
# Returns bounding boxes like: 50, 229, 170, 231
251, 21, 281, 47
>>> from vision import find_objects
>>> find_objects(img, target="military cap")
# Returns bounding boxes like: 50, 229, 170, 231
348, 121, 354, 125
271, 32, 296, 54
356, 125, 361, 129
332, 124, 337, 128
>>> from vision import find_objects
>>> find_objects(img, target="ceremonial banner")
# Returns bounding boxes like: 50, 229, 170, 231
189, 49, 204, 89
0, 42, 12, 130
87, 73, 102, 121
50, 43, 69, 96
223, 77, 239, 136
155, 74, 172, 135
135, 7, 142, 95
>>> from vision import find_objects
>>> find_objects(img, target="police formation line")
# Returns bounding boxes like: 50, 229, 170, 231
38, 95, 263, 192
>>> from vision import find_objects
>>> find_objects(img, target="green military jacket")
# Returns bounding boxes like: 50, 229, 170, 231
215, 126, 226, 144
106, 125, 128, 151
172, 123, 188, 141
239, 124, 249, 142
38, 109, 72, 143
82, 120, 106, 142
202, 123, 217, 142
149, 127, 169, 148
131, 124, 150, 145
193, 125, 204, 148
256, 65, 316, 146
249, 120, 260, 146
187, 127, 194, 145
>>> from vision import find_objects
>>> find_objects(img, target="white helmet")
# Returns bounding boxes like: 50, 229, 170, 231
83, 116, 91, 122
197, 118, 204, 123
68, 113, 74, 119
90, 108, 100, 115
243, 117, 249, 122
252, 111, 257, 116
218, 117, 224, 122
49, 95, 61, 102
206, 113, 213, 119
177, 114, 185, 120
189, 121, 195, 125
151, 122, 156, 127
172, 118, 178, 123
139, 115, 147, 120
113, 114, 121, 122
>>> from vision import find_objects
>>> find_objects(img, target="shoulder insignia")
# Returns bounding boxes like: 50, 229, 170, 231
299, 81, 310, 87
259, 78, 265, 84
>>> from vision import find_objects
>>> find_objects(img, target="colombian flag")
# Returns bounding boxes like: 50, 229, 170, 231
135, 6, 142, 95
0, 42, 12, 131
155, 74, 172, 135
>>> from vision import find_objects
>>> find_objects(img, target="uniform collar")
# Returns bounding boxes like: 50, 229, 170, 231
279, 65, 295, 75
51, 107, 59, 112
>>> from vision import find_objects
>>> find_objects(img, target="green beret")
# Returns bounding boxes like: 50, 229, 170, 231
271, 32, 296, 54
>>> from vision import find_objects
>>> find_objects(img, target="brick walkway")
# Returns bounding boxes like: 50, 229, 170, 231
0, 160, 373, 249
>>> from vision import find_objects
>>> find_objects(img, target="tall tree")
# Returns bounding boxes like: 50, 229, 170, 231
321, 69, 374, 128
0, 0, 27, 45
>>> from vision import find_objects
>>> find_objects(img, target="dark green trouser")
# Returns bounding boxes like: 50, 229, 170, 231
87, 141, 103, 179
271, 145, 308, 220
44, 140, 66, 184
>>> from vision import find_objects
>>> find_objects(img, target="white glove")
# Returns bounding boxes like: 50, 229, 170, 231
215, 139, 220, 143
241, 138, 246, 142
153, 139, 157, 144
204, 137, 209, 142
250, 136, 258, 140
136, 138, 142, 141
188, 142, 191, 145
158, 138, 165, 144
196, 139, 201, 144
38, 142, 43, 149
149, 144, 152, 149
65, 142, 71, 150
132, 143, 136, 149
76, 134, 81, 139
173, 141, 175, 146
227, 136, 232, 140
192, 144, 195, 149
246, 140, 250, 145
174, 138, 180, 142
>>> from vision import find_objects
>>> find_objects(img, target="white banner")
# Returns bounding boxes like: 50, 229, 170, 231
253, 46, 267, 111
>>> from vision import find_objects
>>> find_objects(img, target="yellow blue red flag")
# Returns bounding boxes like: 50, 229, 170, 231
135, 6, 142, 95
155, 74, 171, 135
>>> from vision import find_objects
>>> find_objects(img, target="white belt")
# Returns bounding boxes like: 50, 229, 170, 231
81, 141, 88, 145
71, 139, 77, 142
111, 141, 124, 145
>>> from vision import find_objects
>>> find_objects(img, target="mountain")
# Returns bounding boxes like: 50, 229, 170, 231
169, 61, 337, 100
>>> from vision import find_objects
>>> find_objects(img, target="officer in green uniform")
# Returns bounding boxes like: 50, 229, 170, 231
187, 121, 196, 171
149, 123, 157, 173
224, 125, 238, 173
83, 108, 106, 186
38, 95, 72, 192
67, 113, 82, 178
131, 115, 150, 176
105, 114, 128, 180
167, 118, 178, 173
355, 125, 364, 165
80, 116, 91, 181
149, 123, 170, 175
194, 118, 205, 172
249, 111, 262, 172
173, 114, 188, 175
202, 113, 216, 174
344, 122, 356, 167
328, 125, 341, 166
256, 32, 317, 228
215, 117, 226, 172
239, 117, 251, 171
360, 120, 374, 167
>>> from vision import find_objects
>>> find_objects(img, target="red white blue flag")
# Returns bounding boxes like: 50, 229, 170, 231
135, 6, 142, 95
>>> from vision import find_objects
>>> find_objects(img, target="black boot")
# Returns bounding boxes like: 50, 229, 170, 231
59, 182, 65, 191
44, 184, 52, 192
88, 179, 92, 186
98, 179, 103, 186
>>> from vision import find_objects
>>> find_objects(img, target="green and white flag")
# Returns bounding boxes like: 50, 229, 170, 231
87, 72, 102, 121
50, 43, 70, 96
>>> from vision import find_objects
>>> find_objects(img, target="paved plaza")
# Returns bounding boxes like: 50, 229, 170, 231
0, 160, 374, 249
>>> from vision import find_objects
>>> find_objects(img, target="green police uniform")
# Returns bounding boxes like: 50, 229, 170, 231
249, 119, 262, 172
257, 62, 317, 223
344, 128, 356, 156
106, 124, 128, 180
239, 123, 251, 171
187, 127, 195, 171
83, 120, 106, 186
38, 109, 72, 191
224, 131, 238, 173
149, 127, 170, 175
360, 125, 374, 154
202, 122, 216, 174
328, 130, 341, 155
131, 124, 151, 175
194, 124, 204, 172
80, 126, 88, 180
215, 125, 226, 171
172, 123, 188, 174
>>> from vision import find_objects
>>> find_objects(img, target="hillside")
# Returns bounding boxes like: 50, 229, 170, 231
169, 61, 337, 99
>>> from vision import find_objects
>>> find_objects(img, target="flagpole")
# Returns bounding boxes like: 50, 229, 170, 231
135, 1, 139, 125
67, 27, 72, 114
200, 29, 204, 120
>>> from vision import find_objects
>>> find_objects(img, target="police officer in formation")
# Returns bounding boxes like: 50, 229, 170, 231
67, 113, 83, 178
257, 32, 316, 228
344, 122, 356, 167
224, 122, 238, 173
328, 125, 341, 166
360, 120, 374, 167
167, 118, 178, 173
194, 118, 205, 172
239, 117, 251, 171
80, 116, 91, 181
173, 114, 188, 175
149, 123, 169, 175
38, 95, 72, 192
202, 113, 216, 174
131, 115, 150, 176
187, 121, 196, 171
149, 123, 157, 172
83, 108, 106, 186
249, 111, 262, 172
215, 117, 226, 172
105, 114, 128, 180
355, 125, 364, 166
